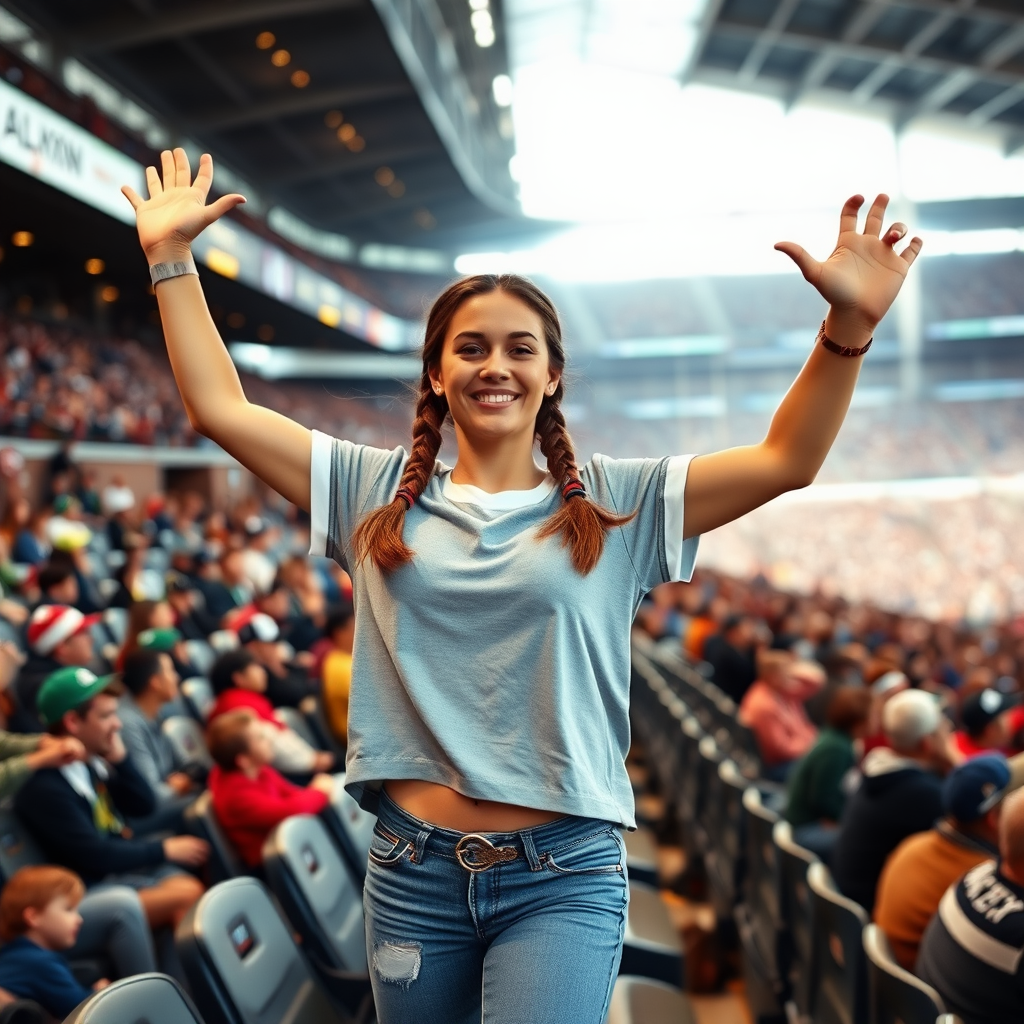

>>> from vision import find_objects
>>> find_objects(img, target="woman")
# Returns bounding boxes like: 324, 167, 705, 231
123, 150, 921, 1023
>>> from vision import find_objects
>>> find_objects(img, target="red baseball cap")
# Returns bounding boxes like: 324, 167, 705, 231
27, 605, 100, 656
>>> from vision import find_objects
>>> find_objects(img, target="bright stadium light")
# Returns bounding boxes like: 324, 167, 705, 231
492, 74, 513, 107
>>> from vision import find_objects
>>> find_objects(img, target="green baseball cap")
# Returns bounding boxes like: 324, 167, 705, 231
37, 666, 117, 727
136, 627, 182, 652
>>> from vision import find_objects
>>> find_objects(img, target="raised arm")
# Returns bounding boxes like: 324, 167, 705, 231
683, 194, 923, 539
122, 149, 312, 510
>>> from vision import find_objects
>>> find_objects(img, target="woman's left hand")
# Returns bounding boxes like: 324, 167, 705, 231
775, 194, 923, 334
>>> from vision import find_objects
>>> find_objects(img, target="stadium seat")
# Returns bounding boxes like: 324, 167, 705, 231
675, 716, 704, 858
176, 877, 355, 1024
862, 924, 947, 1024
618, 882, 685, 989
0, 808, 44, 884
772, 820, 818, 1020
704, 758, 747, 918
275, 706, 321, 750
261, 816, 373, 1018
61, 973, 204, 1024
184, 640, 217, 678
180, 677, 215, 723
735, 788, 785, 1024
207, 630, 239, 654
162, 716, 214, 774
303, 695, 346, 760
322, 775, 375, 882
101, 607, 128, 646
694, 734, 724, 856
184, 792, 246, 883
622, 826, 660, 888
741, 787, 783, 978
0, 1001, 46, 1024
606, 976, 697, 1024
806, 861, 868, 1024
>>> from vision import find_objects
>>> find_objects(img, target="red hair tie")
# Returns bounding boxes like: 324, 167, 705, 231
395, 487, 416, 508
562, 480, 586, 501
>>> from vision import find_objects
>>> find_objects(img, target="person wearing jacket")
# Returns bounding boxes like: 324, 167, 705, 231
14, 666, 209, 931
207, 709, 334, 867
832, 688, 959, 912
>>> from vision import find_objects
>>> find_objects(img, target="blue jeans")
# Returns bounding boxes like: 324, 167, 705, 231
364, 791, 630, 1024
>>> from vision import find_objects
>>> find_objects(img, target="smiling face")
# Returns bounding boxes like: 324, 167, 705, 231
430, 290, 561, 447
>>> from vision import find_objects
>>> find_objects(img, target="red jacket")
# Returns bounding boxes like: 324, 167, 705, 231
209, 764, 329, 867
208, 689, 282, 729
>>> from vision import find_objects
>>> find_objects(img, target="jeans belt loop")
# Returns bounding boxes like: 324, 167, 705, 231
455, 833, 519, 873
414, 828, 430, 865
520, 830, 543, 872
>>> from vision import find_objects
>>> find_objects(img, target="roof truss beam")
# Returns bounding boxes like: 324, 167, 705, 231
74, 0, 362, 54
186, 82, 414, 133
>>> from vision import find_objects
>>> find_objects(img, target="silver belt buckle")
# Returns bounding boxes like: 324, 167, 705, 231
455, 833, 518, 873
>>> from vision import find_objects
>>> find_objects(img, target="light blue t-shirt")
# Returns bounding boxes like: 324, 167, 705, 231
309, 431, 699, 828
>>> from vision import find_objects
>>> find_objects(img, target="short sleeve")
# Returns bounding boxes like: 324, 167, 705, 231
584, 453, 700, 592
308, 430, 407, 568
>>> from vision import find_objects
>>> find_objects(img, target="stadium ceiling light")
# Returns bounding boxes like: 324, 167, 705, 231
387, 180, 406, 198
99, 285, 119, 303
290, 70, 310, 88
84, 258, 105, 275
471, 10, 493, 30
270, 49, 291, 67
255, 32, 275, 50
324, 110, 344, 128
337, 123, 357, 142
492, 74, 513, 107
469, 0, 490, 9
11, 231, 32, 247
375, 166, 396, 187
475, 27, 496, 47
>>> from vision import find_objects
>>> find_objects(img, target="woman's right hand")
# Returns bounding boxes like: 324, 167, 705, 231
121, 149, 245, 265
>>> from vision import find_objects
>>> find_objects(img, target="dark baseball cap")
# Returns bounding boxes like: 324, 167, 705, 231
943, 752, 1024, 822
961, 689, 1022, 737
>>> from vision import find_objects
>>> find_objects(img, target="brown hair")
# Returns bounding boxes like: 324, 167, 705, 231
0, 866, 85, 941
207, 708, 257, 771
353, 275, 633, 575
825, 686, 873, 734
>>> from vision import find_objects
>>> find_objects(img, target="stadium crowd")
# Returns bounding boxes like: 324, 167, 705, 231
0, 425, 1019, 1015
638, 567, 1024, 1021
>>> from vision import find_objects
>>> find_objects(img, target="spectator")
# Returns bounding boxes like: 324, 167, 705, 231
739, 651, 822, 782
207, 709, 333, 868
135, 625, 199, 683
321, 604, 354, 745
13, 604, 102, 731
862, 670, 910, 755
15, 667, 208, 931
37, 560, 80, 608
0, 866, 108, 1019
702, 614, 758, 704
785, 685, 872, 862
117, 599, 176, 668
230, 608, 317, 709
955, 689, 1022, 758
239, 517, 277, 596
875, 752, 1024, 970
165, 571, 217, 640
11, 507, 51, 566
917, 788, 1024, 1024
118, 649, 198, 825
208, 649, 331, 777
832, 689, 956, 912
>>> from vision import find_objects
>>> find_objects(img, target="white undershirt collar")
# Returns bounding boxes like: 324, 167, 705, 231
441, 470, 555, 511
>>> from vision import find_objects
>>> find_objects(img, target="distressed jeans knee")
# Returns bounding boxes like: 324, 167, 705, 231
373, 941, 422, 989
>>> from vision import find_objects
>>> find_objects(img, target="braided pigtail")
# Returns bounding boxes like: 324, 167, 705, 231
536, 394, 635, 574
352, 381, 447, 573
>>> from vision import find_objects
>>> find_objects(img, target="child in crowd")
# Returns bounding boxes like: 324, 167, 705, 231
208, 649, 333, 777
207, 709, 335, 867
0, 866, 109, 1019
320, 604, 354, 746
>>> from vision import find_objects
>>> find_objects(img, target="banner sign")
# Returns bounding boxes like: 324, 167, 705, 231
0, 76, 144, 224
0, 77, 417, 350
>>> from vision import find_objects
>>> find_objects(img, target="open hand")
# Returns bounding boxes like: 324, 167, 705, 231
775, 195, 923, 334
122, 149, 245, 265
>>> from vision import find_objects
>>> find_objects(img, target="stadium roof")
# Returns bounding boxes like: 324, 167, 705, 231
0, 0, 530, 251
686, 0, 1024, 152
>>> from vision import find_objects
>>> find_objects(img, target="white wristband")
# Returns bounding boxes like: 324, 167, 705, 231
150, 255, 198, 287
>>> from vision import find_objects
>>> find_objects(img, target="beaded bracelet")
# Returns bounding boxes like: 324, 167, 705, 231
817, 320, 873, 358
